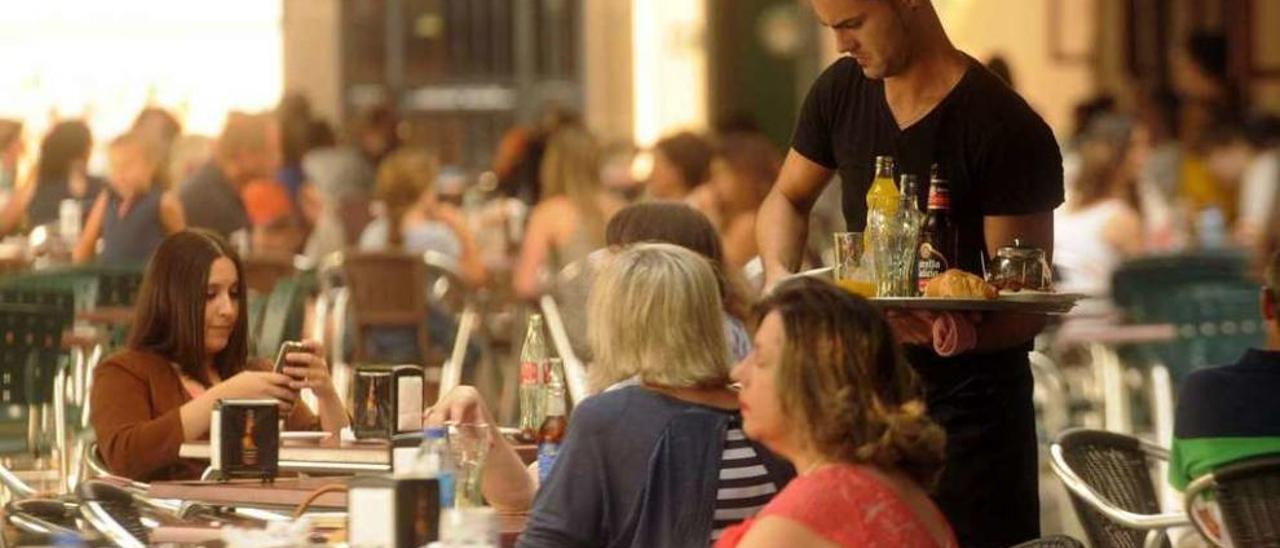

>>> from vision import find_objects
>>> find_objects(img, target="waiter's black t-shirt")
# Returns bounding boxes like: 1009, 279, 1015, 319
791, 55, 1064, 367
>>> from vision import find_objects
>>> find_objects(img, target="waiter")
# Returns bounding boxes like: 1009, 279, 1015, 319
758, 1, 1062, 546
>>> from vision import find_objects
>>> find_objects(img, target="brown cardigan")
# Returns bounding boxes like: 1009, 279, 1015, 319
90, 348, 319, 482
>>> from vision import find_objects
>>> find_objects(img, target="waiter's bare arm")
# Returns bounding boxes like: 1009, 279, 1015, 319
974, 211, 1054, 351
757, 149, 835, 289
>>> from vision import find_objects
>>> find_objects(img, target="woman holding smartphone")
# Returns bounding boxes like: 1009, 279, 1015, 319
90, 229, 349, 482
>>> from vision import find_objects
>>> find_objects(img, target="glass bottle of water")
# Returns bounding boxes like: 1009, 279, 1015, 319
412, 426, 456, 508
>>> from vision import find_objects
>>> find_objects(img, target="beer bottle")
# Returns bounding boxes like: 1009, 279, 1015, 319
242, 410, 259, 466
517, 314, 549, 442
916, 165, 957, 292
537, 361, 567, 483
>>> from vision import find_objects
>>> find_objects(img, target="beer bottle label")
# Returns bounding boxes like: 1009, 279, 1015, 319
520, 361, 540, 384
916, 242, 949, 292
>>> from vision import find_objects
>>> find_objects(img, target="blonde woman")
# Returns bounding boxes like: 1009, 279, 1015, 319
358, 148, 487, 286
719, 277, 955, 548
515, 243, 793, 547
512, 126, 624, 299
428, 244, 793, 543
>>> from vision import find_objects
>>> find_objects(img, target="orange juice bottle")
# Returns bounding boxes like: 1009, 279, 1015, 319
864, 156, 899, 285
866, 156, 900, 218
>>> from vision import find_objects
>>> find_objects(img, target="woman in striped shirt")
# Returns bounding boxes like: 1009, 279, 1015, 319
718, 278, 957, 548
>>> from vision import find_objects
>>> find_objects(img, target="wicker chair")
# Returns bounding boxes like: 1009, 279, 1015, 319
3, 498, 81, 537
1049, 428, 1188, 548
1184, 455, 1280, 547
76, 479, 149, 547
1010, 534, 1087, 548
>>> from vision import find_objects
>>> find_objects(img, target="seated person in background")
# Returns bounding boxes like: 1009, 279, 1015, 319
300, 146, 374, 262
513, 126, 625, 300
687, 133, 781, 269
347, 148, 485, 365
431, 244, 793, 545
0, 120, 103, 235
1053, 115, 1144, 296
74, 132, 185, 266
179, 112, 277, 240
719, 277, 955, 548
1170, 250, 1280, 491
646, 131, 714, 201
359, 148, 487, 286
604, 202, 754, 362
242, 177, 305, 256
90, 230, 348, 481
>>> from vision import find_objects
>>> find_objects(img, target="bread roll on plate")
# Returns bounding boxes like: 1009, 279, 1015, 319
923, 269, 998, 300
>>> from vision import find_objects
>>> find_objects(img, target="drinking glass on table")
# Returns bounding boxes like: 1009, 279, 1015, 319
448, 423, 492, 508
833, 232, 876, 297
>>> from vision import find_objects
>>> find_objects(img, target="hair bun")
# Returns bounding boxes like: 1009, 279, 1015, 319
880, 400, 947, 489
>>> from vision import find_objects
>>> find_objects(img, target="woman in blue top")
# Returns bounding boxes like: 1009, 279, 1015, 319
74, 132, 185, 266
430, 243, 793, 547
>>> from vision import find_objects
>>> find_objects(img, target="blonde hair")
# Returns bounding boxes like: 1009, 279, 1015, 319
587, 243, 728, 392
109, 132, 163, 167
540, 126, 606, 246
375, 148, 439, 247
215, 111, 273, 161
758, 277, 946, 490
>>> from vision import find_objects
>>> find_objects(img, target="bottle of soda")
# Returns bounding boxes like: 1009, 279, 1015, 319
885, 174, 923, 296
412, 426, 456, 508
517, 314, 549, 442
916, 165, 957, 292
537, 360, 567, 483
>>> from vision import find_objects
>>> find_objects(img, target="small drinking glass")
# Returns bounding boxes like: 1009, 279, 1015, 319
435, 507, 499, 547
447, 423, 492, 508
832, 232, 876, 297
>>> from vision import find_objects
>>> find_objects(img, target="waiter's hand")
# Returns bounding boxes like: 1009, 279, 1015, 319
885, 310, 936, 346
884, 310, 984, 347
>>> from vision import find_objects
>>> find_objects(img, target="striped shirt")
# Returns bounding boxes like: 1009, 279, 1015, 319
710, 423, 777, 543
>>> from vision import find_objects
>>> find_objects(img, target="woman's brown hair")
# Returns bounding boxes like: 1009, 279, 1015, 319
756, 277, 946, 489
128, 229, 249, 387
605, 202, 752, 324
654, 131, 714, 190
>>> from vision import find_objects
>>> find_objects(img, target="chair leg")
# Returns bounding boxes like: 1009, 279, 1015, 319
1091, 343, 1132, 434
439, 304, 479, 401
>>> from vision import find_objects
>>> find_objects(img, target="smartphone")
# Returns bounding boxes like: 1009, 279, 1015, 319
273, 341, 306, 374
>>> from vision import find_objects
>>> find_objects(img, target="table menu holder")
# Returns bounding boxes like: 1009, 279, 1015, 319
353, 365, 425, 440
347, 475, 441, 548
210, 399, 279, 482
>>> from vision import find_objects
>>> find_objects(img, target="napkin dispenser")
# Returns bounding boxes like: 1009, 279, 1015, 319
210, 399, 279, 482
347, 475, 441, 548
353, 365, 424, 440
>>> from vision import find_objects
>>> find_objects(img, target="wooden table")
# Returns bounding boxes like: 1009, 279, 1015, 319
180, 437, 539, 475
148, 477, 527, 546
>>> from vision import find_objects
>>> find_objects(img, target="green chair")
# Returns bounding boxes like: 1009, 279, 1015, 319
1111, 250, 1264, 383
0, 303, 70, 407
255, 275, 308, 360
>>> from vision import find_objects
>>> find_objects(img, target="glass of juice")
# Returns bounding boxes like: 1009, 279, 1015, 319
833, 232, 876, 297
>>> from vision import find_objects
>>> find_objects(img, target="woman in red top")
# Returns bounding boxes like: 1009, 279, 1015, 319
718, 278, 957, 548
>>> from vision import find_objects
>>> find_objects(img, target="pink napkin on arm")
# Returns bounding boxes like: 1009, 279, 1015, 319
932, 312, 977, 357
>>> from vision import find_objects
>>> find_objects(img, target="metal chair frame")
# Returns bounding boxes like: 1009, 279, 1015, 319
1049, 428, 1189, 548
1184, 455, 1280, 548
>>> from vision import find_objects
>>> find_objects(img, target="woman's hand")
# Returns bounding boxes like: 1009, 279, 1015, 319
208, 371, 298, 414
424, 386, 495, 428
280, 339, 338, 399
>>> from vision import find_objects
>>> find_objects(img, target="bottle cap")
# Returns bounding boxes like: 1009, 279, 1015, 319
424, 426, 448, 440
